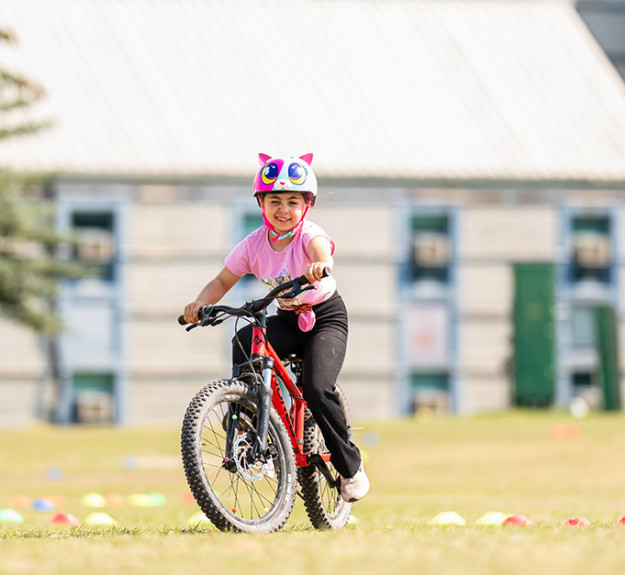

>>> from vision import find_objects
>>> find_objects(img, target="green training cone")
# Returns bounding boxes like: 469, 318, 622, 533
0, 509, 24, 523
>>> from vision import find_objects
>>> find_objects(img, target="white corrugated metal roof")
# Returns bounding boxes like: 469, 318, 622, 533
1, 0, 625, 180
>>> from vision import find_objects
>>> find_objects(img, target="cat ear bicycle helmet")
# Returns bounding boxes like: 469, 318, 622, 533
253, 153, 318, 241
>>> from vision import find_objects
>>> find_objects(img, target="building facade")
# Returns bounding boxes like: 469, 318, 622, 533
3, 176, 624, 426
2, 0, 625, 425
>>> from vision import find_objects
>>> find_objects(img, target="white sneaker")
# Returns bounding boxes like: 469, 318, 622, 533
340, 465, 370, 502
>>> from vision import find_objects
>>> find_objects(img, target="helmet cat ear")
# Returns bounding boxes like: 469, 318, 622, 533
299, 153, 313, 165
258, 153, 272, 166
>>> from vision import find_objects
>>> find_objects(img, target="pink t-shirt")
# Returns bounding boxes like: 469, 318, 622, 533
225, 220, 338, 312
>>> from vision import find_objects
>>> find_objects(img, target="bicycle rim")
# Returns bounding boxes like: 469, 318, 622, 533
181, 379, 296, 533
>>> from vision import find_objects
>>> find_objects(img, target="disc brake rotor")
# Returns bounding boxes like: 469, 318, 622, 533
233, 432, 275, 482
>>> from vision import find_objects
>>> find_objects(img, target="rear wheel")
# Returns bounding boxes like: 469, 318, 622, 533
298, 384, 353, 530
181, 379, 297, 533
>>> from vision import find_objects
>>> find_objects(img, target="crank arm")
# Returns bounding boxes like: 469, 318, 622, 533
308, 454, 340, 488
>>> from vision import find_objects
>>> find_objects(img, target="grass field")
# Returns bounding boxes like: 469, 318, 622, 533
2, 410, 625, 574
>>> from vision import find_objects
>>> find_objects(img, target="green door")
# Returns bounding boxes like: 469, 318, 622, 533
594, 304, 622, 411
512, 263, 556, 406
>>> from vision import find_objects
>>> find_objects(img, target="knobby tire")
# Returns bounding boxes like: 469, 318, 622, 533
180, 379, 296, 533
298, 383, 353, 529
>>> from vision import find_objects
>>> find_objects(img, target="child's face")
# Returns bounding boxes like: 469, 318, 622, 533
261, 193, 307, 235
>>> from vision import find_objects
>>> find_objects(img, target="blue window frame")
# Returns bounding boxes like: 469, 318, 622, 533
397, 203, 460, 414
55, 197, 128, 425
555, 206, 619, 409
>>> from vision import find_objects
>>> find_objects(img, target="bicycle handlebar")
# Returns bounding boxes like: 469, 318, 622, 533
178, 268, 330, 329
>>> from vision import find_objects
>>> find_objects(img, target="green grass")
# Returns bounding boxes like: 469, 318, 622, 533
3, 411, 625, 574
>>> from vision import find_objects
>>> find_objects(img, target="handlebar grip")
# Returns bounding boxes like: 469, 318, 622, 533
321, 267, 331, 278
179, 304, 214, 326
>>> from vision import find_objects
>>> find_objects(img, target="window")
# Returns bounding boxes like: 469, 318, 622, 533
71, 212, 116, 282
410, 371, 449, 414
243, 212, 263, 235
240, 212, 263, 283
71, 372, 114, 424
571, 371, 600, 409
570, 215, 611, 285
408, 214, 450, 285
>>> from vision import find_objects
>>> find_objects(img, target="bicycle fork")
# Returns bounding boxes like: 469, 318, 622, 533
223, 357, 274, 467
252, 357, 274, 459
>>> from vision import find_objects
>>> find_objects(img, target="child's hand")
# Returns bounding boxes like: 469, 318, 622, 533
305, 262, 331, 283
183, 301, 204, 324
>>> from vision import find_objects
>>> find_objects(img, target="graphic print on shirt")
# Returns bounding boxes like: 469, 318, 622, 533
261, 272, 306, 309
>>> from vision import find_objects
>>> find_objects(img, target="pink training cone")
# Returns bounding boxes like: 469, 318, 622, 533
564, 517, 592, 527
503, 515, 535, 527
48, 512, 82, 526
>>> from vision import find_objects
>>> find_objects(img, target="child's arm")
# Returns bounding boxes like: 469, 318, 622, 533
183, 266, 241, 323
305, 236, 334, 283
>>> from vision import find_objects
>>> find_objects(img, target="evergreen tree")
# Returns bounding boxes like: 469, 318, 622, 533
0, 28, 80, 333
0, 29, 49, 140
1, 29, 85, 421
0, 29, 82, 421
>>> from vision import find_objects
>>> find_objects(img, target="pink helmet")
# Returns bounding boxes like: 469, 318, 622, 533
253, 153, 317, 206
253, 153, 317, 242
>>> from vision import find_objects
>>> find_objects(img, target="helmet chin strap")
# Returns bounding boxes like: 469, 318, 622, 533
262, 197, 312, 243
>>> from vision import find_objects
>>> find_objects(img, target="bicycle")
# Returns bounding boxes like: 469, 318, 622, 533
177, 272, 354, 533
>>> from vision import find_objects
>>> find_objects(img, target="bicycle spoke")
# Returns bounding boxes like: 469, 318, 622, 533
194, 394, 284, 521
243, 474, 278, 518
182, 379, 297, 532
298, 388, 352, 530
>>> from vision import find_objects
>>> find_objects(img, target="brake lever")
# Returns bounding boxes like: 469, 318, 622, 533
199, 305, 216, 326
280, 284, 315, 300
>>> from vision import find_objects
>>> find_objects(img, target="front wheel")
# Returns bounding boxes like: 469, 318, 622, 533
181, 378, 297, 533
298, 383, 353, 530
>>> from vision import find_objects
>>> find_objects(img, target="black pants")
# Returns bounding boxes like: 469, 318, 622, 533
232, 291, 361, 478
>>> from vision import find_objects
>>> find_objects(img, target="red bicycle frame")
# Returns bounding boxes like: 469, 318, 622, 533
250, 323, 331, 468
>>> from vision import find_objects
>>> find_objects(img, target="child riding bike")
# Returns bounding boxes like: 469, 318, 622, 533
183, 153, 369, 503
